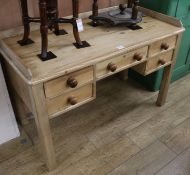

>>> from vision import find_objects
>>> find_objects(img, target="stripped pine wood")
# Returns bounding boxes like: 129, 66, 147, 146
96, 46, 148, 79
0, 8, 184, 170
31, 83, 57, 171
2, 59, 32, 111
0, 75, 190, 174
44, 66, 94, 98
156, 33, 183, 106
46, 84, 93, 115
148, 35, 177, 57
133, 50, 174, 75
1, 16, 184, 84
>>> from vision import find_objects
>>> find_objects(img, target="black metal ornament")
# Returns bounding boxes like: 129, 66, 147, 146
89, 0, 143, 27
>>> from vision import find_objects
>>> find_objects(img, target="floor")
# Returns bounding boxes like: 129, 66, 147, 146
0, 73, 190, 175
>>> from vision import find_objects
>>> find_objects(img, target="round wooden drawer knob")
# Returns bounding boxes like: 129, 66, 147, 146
158, 59, 166, 65
107, 63, 117, 72
68, 96, 78, 105
67, 77, 78, 88
133, 53, 143, 61
161, 43, 169, 50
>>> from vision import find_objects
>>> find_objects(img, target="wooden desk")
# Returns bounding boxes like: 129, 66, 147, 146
0, 8, 184, 171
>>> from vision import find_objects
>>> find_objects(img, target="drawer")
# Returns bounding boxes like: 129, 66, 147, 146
44, 66, 94, 98
96, 46, 148, 79
132, 50, 174, 75
46, 84, 94, 116
146, 50, 174, 74
149, 36, 177, 57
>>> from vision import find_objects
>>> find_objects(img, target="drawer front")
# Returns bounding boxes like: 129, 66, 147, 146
46, 84, 94, 116
149, 36, 177, 57
146, 50, 174, 74
96, 46, 148, 79
44, 66, 93, 98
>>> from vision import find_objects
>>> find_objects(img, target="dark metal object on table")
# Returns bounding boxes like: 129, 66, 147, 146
18, 0, 90, 61
89, 0, 142, 27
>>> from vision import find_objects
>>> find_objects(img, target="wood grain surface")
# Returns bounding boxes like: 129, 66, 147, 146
1, 13, 183, 84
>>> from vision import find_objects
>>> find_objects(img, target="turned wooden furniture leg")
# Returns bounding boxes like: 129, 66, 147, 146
47, 0, 60, 34
39, 0, 48, 59
72, 0, 83, 46
132, 0, 139, 20
91, 0, 98, 26
156, 34, 182, 106
72, 0, 90, 48
51, 0, 68, 35
54, 1, 60, 35
32, 84, 56, 171
127, 0, 133, 8
18, 0, 34, 45
93, 0, 98, 17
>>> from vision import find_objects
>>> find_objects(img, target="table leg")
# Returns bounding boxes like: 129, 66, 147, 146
18, 0, 34, 45
92, 0, 98, 17
72, 0, 83, 46
128, 0, 133, 8
32, 84, 56, 171
156, 34, 182, 106
39, 0, 48, 59
156, 65, 173, 106
72, 0, 90, 48
91, 0, 98, 26
132, 0, 139, 20
54, 5, 61, 35
48, 0, 60, 34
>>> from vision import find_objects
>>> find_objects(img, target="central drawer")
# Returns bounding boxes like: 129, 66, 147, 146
96, 46, 148, 79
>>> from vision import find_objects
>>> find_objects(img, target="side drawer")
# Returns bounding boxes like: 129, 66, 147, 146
146, 50, 174, 74
96, 46, 148, 79
132, 50, 174, 75
149, 35, 177, 57
44, 66, 94, 98
46, 84, 95, 117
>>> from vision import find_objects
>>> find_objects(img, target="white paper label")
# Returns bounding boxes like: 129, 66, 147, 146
76, 19, 84, 32
116, 45, 125, 50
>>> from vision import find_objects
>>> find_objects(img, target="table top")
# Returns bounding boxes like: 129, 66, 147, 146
0, 8, 184, 84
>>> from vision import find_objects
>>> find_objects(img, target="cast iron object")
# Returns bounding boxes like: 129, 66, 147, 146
89, 0, 142, 27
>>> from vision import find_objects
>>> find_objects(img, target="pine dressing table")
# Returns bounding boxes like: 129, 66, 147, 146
0, 7, 184, 171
